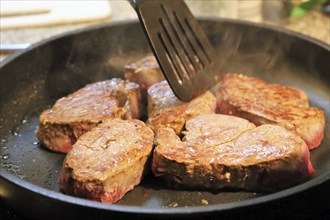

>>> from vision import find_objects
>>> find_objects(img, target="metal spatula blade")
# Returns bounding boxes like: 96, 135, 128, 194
129, 0, 220, 101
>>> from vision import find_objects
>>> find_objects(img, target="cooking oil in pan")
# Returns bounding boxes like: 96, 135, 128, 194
1, 106, 65, 191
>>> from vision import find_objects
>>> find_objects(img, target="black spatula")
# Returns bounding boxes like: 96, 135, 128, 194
129, 0, 220, 101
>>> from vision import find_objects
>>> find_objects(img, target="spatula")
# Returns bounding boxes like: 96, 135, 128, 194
129, 0, 220, 101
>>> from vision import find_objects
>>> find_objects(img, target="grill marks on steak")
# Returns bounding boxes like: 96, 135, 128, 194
147, 80, 216, 134
60, 119, 154, 203
37, 78, 141, 153
152, 114, 314, 191
216, 73, 325, 150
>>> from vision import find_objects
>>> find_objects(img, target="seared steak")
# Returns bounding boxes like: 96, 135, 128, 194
147, 80, 216, 134
152, 114, 314, 191
37, 78, 141, 153
60, 119, 154, 203
124, 55, 165, 93
216, 73, 325, 150
124, 55, 165, 120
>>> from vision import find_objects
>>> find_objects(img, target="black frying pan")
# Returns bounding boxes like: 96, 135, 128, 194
1, 19, 329, 219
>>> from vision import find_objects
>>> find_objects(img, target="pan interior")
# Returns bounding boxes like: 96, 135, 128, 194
1, 20, 329, 210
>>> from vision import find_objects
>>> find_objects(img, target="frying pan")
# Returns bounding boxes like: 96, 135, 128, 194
0, 18, 329, 219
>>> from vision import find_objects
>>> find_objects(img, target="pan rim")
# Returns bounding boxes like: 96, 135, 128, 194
1, 18, 330, 216
0, 18, 329, 69
1, 169, 330, 215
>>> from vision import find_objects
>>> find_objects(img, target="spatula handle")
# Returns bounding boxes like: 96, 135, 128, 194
128, 0, 144, 9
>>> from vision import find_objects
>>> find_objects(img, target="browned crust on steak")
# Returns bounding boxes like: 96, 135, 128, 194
37, 78, 141, 153
60, 119, 154, 203
124, 55, 165, 92
216, 73, 325, 150
147, 80, 216, 134
152, 114, 314, 191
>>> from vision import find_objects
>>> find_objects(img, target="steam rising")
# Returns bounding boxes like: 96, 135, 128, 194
210, 23, 293, 77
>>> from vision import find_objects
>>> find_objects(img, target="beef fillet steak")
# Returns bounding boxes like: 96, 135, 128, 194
124, 55, 165, 119
124, 55, 165, 93
147, 80, 216, 134
37, 78, 141, 153
152, 114, 314, 191
216, 73, 325, 150
60, 119, 154, 203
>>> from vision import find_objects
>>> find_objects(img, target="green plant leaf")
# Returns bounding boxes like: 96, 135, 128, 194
290, 0, 326, 18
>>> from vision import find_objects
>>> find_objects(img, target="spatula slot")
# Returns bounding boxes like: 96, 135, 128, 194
159, 4, 196, 79
130, 0, 219, 101
183, 16, 212, 65
157, 32, 184, 85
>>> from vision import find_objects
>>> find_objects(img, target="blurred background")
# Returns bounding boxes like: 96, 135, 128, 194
1, 0, 329, 61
